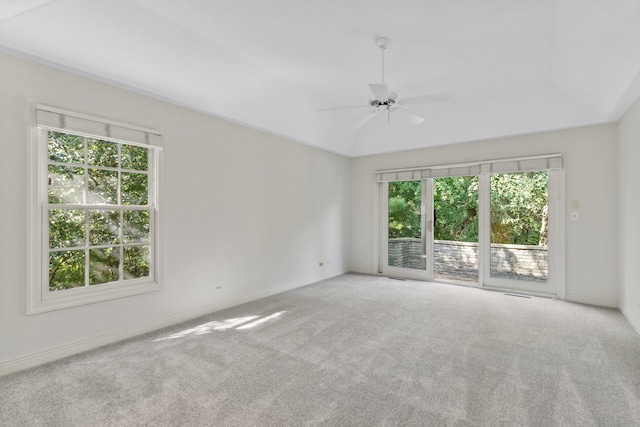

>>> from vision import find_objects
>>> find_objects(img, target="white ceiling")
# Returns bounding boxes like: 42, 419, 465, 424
1, 0, 640, 157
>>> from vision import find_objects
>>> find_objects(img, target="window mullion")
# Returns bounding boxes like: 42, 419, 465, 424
118, 144, 124, 282
148, 149, 154, 206
84, 209, 90, 288
120, 209, 124, 282
117, 144, 122, 206
84, 137, 90, 288
83, 136, 88, 205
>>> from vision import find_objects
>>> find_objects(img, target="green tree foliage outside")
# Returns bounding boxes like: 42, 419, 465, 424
490, 171, 548, 245
388, 181, 422, 238
434, 176, 479, 242
47, 131, 152, 291
388, 171, 548, 246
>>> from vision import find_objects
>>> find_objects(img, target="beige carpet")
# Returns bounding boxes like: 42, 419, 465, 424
1, 274, 639, 426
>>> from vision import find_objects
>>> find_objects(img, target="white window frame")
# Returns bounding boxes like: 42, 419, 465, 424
27, 105, 164, 314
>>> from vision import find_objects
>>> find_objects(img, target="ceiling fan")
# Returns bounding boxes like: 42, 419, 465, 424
319, 37, 454, 129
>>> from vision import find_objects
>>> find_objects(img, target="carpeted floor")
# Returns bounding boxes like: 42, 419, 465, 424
1, 274, 640, 426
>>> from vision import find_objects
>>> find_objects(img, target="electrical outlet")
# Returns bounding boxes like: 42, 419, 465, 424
215, 285, 223, 291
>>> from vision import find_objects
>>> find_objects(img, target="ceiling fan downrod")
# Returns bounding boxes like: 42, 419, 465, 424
377, 37, 388, 85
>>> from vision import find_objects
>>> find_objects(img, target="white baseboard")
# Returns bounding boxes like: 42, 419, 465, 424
0, 272, 342, 377
348, 266, 377, 275
565, 293, 618, 308
619, 304, 640, 336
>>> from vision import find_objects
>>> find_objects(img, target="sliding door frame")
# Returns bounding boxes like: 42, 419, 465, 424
378, 180, 431, 281
479, 169, 565, 297
374, 154, 566, 300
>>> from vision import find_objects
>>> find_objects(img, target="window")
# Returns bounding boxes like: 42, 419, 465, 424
28, 105, 163, 314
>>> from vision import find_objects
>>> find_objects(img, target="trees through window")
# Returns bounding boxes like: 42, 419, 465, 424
47, 131, 152, 291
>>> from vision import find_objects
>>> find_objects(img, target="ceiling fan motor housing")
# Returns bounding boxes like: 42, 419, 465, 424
370, 98, 396, 108
370, 90, 398, 109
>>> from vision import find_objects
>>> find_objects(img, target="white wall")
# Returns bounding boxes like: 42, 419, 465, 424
0, 52, 350, 374
350, 125, 619, 307
618, 96, 640, 334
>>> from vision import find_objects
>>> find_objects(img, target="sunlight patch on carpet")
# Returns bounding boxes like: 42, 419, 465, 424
154, 312, 286, 341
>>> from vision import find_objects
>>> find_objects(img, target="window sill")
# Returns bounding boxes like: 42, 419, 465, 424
27, 280, 163, 315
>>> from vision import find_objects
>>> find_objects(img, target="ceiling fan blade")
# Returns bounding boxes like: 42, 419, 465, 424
399, 91, 455, 106
396, 107, 426, 125
351, 112, 377, 129
317, 104, 370, 112
368, 83, 389, 102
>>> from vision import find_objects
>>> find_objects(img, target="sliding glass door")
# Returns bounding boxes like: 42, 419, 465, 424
381, 180, 429, 280
433, 176, 479, 285
481, 170, 559, 295
378, 154, 562, 297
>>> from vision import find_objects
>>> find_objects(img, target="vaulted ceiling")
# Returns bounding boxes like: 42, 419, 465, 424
1, 0, 640, 157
